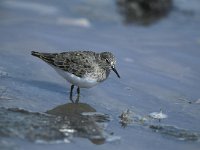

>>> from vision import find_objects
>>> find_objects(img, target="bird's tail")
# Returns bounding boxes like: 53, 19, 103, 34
31, 51, 41, 57
31, 51, 55, 64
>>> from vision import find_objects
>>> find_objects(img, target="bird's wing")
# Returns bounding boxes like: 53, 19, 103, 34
53, 51, 97, 78
32, 51, 98, 78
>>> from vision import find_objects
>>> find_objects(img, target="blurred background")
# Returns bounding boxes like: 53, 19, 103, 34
0, 0, 200, 150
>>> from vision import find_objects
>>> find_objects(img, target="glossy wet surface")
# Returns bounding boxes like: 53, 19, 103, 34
0, 0, 200, 149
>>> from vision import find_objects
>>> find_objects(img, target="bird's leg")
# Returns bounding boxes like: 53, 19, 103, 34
77, 87, 80, 95
75, 87, 80, 103
70, 85, 74, 103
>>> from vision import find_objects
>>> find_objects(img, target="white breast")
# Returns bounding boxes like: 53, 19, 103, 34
51, 65, 98, 88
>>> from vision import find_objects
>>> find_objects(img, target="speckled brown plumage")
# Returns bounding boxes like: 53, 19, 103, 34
31, 51, 119, 82
31, 50, 120, 102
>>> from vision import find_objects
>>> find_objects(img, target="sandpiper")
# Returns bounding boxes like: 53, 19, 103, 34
31, 51, 120, 102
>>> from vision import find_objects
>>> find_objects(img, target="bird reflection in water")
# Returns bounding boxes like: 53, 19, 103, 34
46, 102, 110, 145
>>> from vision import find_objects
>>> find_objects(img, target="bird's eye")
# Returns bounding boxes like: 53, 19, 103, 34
105, 58, 109, 63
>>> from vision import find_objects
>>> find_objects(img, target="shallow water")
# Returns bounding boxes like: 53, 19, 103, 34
0, 0, 200, 150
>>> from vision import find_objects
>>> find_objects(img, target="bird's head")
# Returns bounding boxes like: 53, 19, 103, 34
100, 52, 120, 78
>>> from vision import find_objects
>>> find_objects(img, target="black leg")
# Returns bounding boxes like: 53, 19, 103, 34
70, 85, 74, 103
77, 87, 80, 95
75, 87, 80, 103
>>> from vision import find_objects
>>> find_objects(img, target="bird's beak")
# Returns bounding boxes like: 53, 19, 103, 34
112, 66, 120, 78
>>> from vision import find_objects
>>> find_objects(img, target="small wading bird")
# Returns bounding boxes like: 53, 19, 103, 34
31, 51, 120, 102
